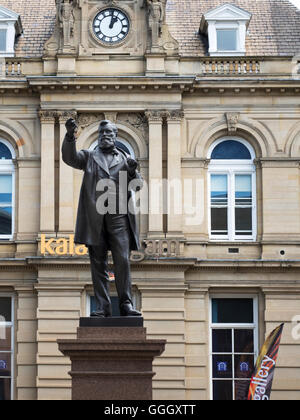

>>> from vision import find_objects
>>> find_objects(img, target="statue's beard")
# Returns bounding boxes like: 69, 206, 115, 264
99, 138, 117, 154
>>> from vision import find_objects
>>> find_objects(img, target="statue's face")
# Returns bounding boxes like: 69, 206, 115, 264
98, 123, 117, 150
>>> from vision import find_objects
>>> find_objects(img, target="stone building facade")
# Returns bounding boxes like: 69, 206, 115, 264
0, 0, 299, 400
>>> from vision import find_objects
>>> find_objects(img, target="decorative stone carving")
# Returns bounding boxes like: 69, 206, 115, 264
225, 112, 240, 133
145, 0, 178, 54
146, 0, 164, 51
77, 113, 105, 130
145, 110, 165, 122
57, 110, 77, 123
57, 0, 76, 53
165, 110, 184, 122
44, 0, 77, 57
119, 113, 149, 140
38, 110, 57, 123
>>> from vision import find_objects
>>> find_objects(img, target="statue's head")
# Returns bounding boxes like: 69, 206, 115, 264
98, 120, 118, 151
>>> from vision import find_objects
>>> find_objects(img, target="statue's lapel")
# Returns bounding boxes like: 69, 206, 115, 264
109, 153, 122, 169
92, 149, 109, 175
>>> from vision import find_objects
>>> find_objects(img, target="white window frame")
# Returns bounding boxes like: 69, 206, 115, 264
0, 293, 15, 400
208, 137, 256, 242
0, 139, 15, 240
200, 4, 251, 57
209, 294, 259, 401
0, 5, 22, 58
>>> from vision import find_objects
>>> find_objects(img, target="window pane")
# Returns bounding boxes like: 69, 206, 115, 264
212, 329, 232, 353
234, 355, 254, 379
212, 299, 253, 323
234, 329, 254, 353
0, 378, 11, 400
211, 175, 227, 199
0, 326, 11, 351
0, 143, 12, 160
211, 208, 228, 234
235, 175, 252, 204
0, 208, 12, 235
0, 175, 12, 203
235, 380, 250, 401
235, 208, 252, 233
0, 354, 11, 376
0, 298, 11, 322
213, 355, 232, 379
213, 380, 233, 400
0, 30, 6, 51
211, 141, 252, 160
217, 29, 237, 51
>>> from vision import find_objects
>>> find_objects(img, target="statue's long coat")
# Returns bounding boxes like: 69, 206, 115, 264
62, 137, 142, 249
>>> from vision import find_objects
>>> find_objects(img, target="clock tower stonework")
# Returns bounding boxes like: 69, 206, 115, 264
44, 0, 178, 63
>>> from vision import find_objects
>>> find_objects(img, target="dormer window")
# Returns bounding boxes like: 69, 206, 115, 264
200, 3, 251, 57
0, 6, 23, 57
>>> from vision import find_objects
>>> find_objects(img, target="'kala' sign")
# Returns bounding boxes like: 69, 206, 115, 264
41, 234, 88, 256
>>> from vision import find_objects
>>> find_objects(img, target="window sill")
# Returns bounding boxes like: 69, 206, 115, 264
209, 51, 246, 57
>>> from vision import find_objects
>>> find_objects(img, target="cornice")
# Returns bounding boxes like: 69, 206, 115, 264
0, 255, 299, 273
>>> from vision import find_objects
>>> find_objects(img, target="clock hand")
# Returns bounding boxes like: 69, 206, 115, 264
109, 15, 118, 29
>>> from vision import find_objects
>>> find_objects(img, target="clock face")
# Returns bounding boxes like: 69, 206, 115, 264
93, 8, 130, 44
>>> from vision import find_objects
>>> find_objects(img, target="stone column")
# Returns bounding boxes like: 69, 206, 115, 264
57, 111, 77, 234
39, 110, 56, 234
166, 110, 184, 237
145, 111, 164, 238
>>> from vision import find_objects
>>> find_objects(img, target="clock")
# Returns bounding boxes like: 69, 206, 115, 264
93, 8, 130, 44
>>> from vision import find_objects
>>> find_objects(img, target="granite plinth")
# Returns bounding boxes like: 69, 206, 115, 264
79, 316, 144, 327
57, 318, 166, 400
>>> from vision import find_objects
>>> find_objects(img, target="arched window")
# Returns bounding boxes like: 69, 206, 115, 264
0, 140, 15, 239
208, 138, 256, 241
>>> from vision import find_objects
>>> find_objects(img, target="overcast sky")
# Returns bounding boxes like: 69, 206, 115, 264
289, 0, 300, 8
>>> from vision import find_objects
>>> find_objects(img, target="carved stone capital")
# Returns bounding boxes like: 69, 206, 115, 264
57, 110, 77, 123
38, 110, 57, 123
77, 113, 105, 129
145, 110, 165, 123
165, 110, 184, 122
225, 112, 240, 133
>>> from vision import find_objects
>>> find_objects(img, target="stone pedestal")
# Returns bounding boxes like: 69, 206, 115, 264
57, 317, 166, 400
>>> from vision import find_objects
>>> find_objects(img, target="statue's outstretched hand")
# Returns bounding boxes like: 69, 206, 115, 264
65, 118, 78, 139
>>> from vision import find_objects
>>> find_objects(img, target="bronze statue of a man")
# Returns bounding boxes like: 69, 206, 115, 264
62, 118, 142, 317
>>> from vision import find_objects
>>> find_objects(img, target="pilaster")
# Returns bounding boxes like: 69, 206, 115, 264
145, 110, 165, 238
39, 110, 56, 234
57, 111, 77, 234
166, 110, 184, 238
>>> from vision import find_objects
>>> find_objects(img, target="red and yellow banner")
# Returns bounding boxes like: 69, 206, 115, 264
248, 323, 284, 400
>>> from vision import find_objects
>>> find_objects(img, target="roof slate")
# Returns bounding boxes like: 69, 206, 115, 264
166, 0, 300, 56
0, 0, 56, 58
0, 0, 299, 58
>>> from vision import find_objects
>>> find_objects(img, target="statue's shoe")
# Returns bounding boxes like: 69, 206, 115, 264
120, 303, 142, 317
90, 311, 111, 318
